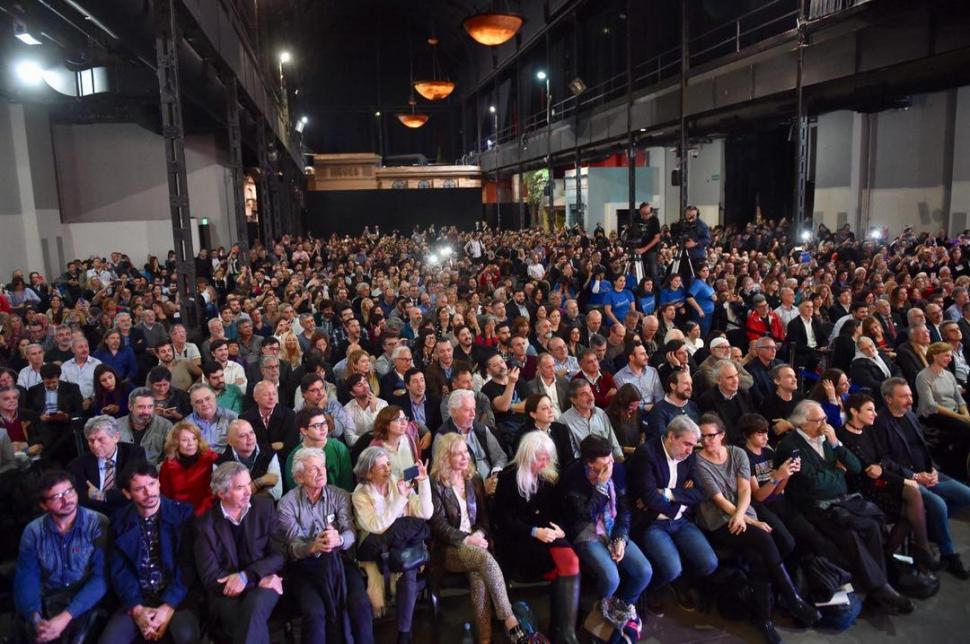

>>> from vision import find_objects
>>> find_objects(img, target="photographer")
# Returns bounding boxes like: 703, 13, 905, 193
631, 202, 661, 285
673, 206, 711, 285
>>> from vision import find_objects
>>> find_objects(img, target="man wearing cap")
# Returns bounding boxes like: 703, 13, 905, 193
693, 336, 754, 396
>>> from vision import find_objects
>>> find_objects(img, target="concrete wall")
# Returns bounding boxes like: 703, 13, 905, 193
0, 106, 236, 279
582, 167, 658, 234
686, 140, 725, 226
813, 86, 970, 237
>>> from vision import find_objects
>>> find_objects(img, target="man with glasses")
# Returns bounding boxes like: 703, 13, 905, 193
694, 337, 753, 397
380, 345, 414, 399
697, 360, 755, 445
745, 337, 784, 405
745, 294, 785, 345
186, 383, 237, 454
775, 400, 914, 614
373, 333, 400, 378
297, 373, 353, 441
284, 407, 353, 492
15, 470, 109, 643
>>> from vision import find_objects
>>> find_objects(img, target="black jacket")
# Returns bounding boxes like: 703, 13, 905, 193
872, 410, 936, 479
697, 386, 755, 444
239, 404, 299, 459
560, 459, 631, 543
895, 343, 927, 387
26, 381, 84, 418
626, 437, 705, 528
849, 356, 902, 397
786, 315, 826, 366
391, 394, 443, 435
68, 442, 147, 517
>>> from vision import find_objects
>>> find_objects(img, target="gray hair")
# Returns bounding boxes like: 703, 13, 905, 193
713, 358, 737, 379
588, 333, 606, 349
666, 415, 701, 440
769, 363, 794, 381
83, 414, 119, 439
391, 345, 412, 360
210, 461, 249, 496
291, 447, 327, 482
260, 355, 280, 369
906, 308, 925, 325
512, 430, 559, 501
880, 377, 909, 401
353, 445, 390, 483
448, 388, 476, 412
128, 386, 154, 409
188, 382, 216, 399
790, 399, 824, 428
567, 377, 592, 400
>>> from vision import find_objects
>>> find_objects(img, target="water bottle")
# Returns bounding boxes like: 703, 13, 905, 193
461, 622, 474, 644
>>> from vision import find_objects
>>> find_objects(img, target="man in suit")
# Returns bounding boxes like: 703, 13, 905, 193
941, 320, 970, 389
68, 415, 146, 517
193, 462, 285, 644
956, 301, 970, 347
434, 389, 508, 491
240, 380, 299, 462
627, 416, 716, 610
379, 345, 413, 400
526, 353, 571, 417
926, 303, 945, 343
875, 378, 970, 578
896, 324, 930, 388
215, 419, 282, 501
245, 338, 294, 405
785, 299, 825, 371
424, 337, 462, 401
27, 363, 85, 466
744, 336, 784, 405
697, 360, 755, 445
391, 368, 439, 453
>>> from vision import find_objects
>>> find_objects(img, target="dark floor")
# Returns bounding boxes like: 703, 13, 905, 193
385, 515, 970, 644
2, 517, 968, 643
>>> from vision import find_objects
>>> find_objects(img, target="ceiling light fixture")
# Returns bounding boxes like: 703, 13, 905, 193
14, 21, 42, 45
463, 12, 523, 46
397, 30, 429, 128
414, 35, 455, 101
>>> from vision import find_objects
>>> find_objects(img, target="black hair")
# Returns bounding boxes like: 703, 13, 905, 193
118, 461, 159, 491
579, 435, 613, 463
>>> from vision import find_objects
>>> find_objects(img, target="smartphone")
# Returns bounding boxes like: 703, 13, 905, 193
791, 448, 801, 460
402, 465, 420, 482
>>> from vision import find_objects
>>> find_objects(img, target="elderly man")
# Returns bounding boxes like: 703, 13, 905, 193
16, 343, 45, 391
246, 354, 294, 410
481, 352, 529, 448
15, 470, 109, 644
613, 342, 663, 411
69, 414, 146, 516
187, 383, 238, 454
137, 309, 168, 350
940, 320, 970, 388
697, 360, 755, 444
774, 287, 798, 327
45, 325, 75, 364
558, 378, 623, 464
874, 378, 970, 578
379, 345, 414, 400
438, 366, 496, 429
897, 323, 931, 388
646, 371, 700, 443
373, 333, 400, 378
627, 416, 716, 611
194, 462, 284, 644
694, 337, 754, 396
216, 419, 282, 501
277, 447, 374, 644
60, 337, 102, 408
170, 323, 202, 369
435, 389, 507, 490
200, 317, 228, 361
926, 302, 945, 343
548, 336, 581, 378
118, 387, 173, 464
572, 349, 617, 409
744, 337, 784, 405
579, 310, 604, 347
775, 400, 913, 614
241, 380, 299, 459
746, 294, 786, 343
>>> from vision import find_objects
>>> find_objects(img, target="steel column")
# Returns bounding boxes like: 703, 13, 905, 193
793, 0, 809, 231
626, 0, 636, 229
257, 124, 274, 245
153, 0, 200, 331
679, 0, 690, 216
224, 75, 250, 264
545, 30, 554, 229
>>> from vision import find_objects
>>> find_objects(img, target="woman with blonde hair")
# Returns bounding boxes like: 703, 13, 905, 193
279, 330, 303, 368
493, 431, 580, 643
340, 349, 381, 403
159, 421, 219, 516
429, 433, 536, 643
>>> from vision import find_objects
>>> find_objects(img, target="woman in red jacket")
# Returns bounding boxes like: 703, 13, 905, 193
159, 420, 219, 516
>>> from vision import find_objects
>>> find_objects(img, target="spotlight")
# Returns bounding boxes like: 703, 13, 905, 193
536, 70, 547, 81
800, 230, 811, 242
428, 254, 439, 265
489, 105, 496, 114
375, 111, 381, 117
15, 60, 45, 86
868, 229, 882, 240
279, 51, 292, 64
440, 247, 453, 258
300, 115, 309, 124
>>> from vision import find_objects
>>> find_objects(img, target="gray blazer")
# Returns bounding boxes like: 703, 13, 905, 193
117, 414, 172, 464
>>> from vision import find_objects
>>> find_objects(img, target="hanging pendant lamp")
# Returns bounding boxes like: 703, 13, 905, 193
414, 36, 455, 101
463, 12, 523, 46
397, 99, 429, 128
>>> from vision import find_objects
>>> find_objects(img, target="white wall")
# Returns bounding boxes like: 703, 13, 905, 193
686, 140, 724, 226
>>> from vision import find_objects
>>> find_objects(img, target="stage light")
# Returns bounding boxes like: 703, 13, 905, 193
800, 230, 811, 242
536, 70, 547, 81
279, 51, 292, 64
15, 60, 44, 86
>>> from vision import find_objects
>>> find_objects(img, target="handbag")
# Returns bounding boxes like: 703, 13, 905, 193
388, 542, 430, 573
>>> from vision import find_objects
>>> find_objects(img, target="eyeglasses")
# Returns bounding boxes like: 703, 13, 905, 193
307, 421, 328, 430
758, 345, 777, 351
392, 416, 409, 424
805, 416, 827, 424
44, 487, 77, 503
700, 431, 724, 440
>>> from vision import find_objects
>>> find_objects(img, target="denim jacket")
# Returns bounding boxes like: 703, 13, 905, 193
15, 507, 110, 620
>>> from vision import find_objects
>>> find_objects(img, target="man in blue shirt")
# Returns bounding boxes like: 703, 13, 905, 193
15, 469, 109, 643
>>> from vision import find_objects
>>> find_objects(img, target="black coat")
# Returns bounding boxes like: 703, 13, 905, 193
68, 442, 147, 517
849, 357, 901, 397
239, 405, 299, 459
895, 343, 927, 387
391, 394, 443, 435
785, 315, 827, 368
26, 381, 84, 418
872, 410, 936, 479
626, 437, 705, 528
697, 386, 755, 444
193, 496, 285, 595
429, 476, 490, 547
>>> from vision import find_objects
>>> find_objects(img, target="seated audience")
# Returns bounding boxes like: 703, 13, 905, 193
93, 364, 130, 418
435, 389, 508, 488
369, 404, 421, 477
916, 341, 970, 477
697, 359, 755, 444
159, 421, 219, 516
118, 386, 172, 465
215, 418, 282, 501
69, 414, 146, 517
284, 407, 352, 492
186, 382, 237, 454
240, 379, 299, 459
558, 379, 624, 462
343, 372, 388, 447
645, 371, 700, 444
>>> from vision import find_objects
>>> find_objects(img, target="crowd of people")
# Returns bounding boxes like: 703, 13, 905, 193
3, 206, 970, 644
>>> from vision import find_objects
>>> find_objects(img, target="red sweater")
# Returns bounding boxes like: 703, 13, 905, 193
160, 450, 219, 516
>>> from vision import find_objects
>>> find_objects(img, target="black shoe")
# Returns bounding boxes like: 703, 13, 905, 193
913, 545, 942, 572
784, 594, 822, 627
869, 585, 915, 615
639, 591, 665, 618
944, 553, 970, 580
672, 583, 700, 612
756, 620, 782, 644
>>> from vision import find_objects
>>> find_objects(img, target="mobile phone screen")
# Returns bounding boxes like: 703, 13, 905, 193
403, 465, 420, 481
